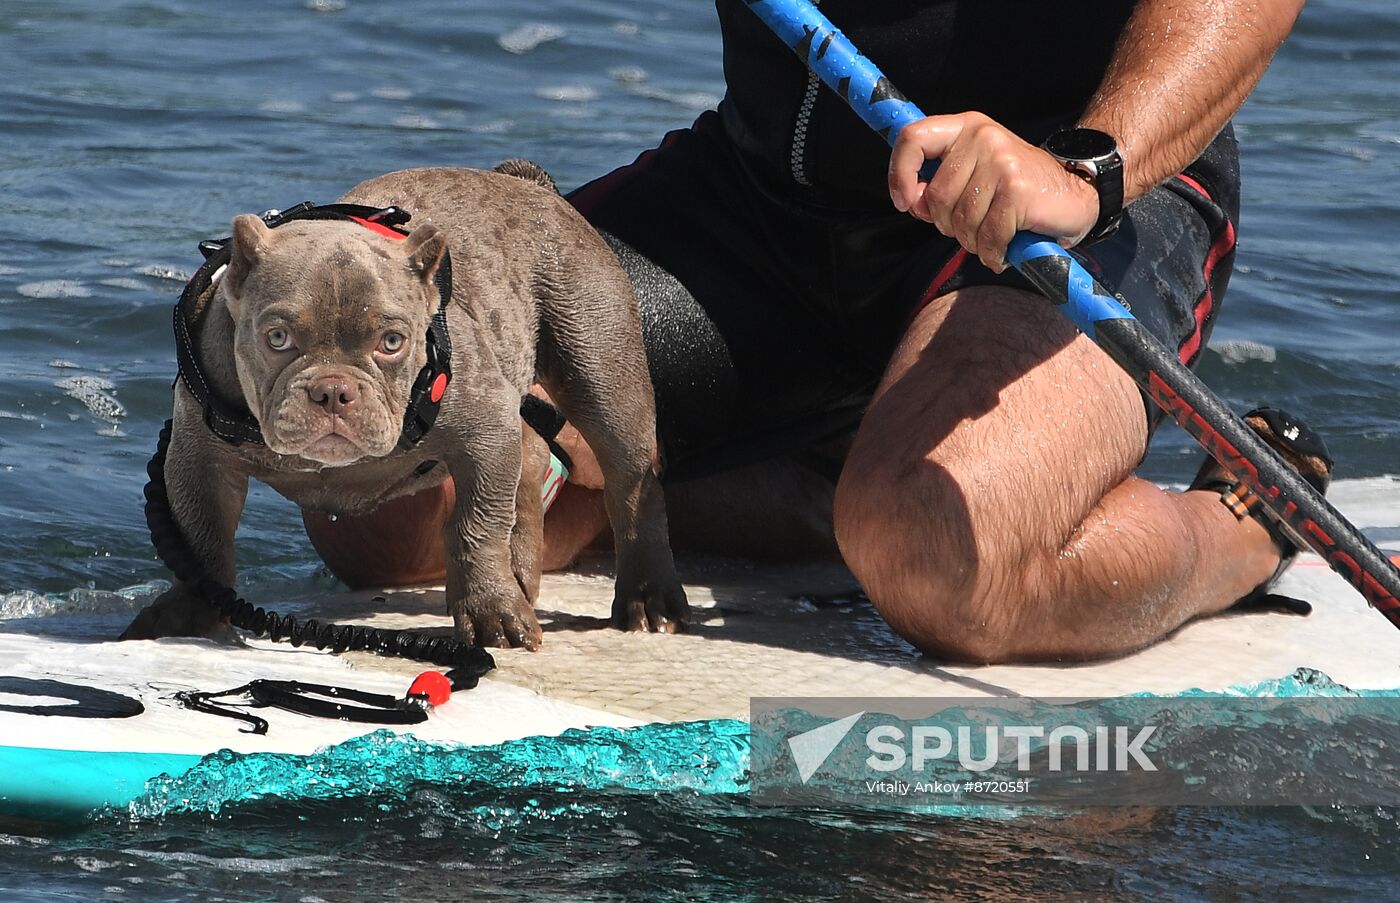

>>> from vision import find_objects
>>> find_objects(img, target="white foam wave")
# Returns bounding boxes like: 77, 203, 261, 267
0, 835, 48, 848
98, 277, 149, 291
1211, 338, 1278, 365
627, 85, 721, 111
0, 582, 167, 621
138, 264, 190, 282
17, 280, 92, 299
537, 85, 597, 103
391, 114, 442, 130
609, 66, 647, 84
55, 375, 126, 421
465, 118, 513, 134
498, 23, 565, 54
259, 99, 308, 115
127, 850, 336, 874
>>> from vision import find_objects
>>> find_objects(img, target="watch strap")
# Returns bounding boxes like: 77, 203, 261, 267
1081, 152, 1124, 246
1044, 128, 1124, 247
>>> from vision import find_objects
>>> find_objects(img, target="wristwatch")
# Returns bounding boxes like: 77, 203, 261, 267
1042, 127, 1124, 246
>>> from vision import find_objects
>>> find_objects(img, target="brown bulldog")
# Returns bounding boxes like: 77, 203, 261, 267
121, 163, 687, 650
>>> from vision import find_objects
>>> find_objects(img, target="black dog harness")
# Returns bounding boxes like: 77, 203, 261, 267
174, 201, 572, 468
175, 202, 454, 451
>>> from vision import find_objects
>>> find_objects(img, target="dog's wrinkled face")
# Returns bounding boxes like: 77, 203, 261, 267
219, 215, 447, 466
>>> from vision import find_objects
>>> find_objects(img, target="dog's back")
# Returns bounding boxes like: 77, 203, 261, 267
491, 158, 559, 195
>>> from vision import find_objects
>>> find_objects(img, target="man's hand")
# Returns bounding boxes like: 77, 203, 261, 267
887, 111, 1100, 273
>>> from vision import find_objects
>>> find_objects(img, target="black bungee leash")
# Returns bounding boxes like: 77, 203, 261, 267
146, 420, 493, 678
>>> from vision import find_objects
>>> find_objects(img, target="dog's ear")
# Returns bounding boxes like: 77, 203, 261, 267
223, 214, 277, 315
402, 224, 447, 296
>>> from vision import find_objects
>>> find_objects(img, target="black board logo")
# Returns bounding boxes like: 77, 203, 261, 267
0, 677, 144, 719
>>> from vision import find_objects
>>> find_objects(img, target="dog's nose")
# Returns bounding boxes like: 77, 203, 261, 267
308, 377, 358, 415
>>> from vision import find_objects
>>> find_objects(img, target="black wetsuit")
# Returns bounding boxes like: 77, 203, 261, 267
570, 0, 1240, 482
717, 0, 1138, 208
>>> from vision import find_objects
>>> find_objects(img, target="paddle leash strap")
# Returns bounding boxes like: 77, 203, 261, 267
744, 0, 1400, 627
176, 680, 432, 736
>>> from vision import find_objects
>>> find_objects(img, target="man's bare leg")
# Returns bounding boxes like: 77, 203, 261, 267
303, 482, 458, 589
306, 452, 840, 587
832, 285, 1280, 663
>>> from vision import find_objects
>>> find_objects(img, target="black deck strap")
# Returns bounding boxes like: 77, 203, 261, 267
0, 677, 144, 719
519, 394, 574, 473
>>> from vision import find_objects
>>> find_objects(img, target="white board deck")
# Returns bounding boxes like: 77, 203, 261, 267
1, 476, 1397, 819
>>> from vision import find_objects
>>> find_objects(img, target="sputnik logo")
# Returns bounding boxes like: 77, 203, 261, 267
787, 711, 864, 784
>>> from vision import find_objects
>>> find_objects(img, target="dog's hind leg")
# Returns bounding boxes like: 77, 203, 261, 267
534, 250, 688, 633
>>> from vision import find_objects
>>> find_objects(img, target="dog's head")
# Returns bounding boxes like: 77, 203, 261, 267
218, 214, 447, 466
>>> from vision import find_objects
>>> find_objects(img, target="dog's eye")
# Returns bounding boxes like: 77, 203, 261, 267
266, 327, 293, 351
378, 332, 406, 355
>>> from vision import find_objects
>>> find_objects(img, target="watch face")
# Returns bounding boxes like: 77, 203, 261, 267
1047, 128, 1117, 162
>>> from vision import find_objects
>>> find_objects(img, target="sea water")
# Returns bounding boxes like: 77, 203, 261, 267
2, 0, 1399, 898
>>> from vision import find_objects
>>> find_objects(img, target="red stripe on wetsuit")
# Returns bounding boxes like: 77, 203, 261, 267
1173, 172, 1236, 365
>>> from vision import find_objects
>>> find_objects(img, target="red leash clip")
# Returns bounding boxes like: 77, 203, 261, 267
405, 670, 454, 710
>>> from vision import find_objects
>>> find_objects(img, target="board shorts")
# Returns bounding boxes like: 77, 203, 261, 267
569, 110, 1241, 483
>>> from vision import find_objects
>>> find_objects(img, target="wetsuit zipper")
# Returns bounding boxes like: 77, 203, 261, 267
788, 0, 821, 186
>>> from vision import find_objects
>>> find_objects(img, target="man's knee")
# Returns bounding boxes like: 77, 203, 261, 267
836, 497, 1029, 663
833, 456, 1036, 663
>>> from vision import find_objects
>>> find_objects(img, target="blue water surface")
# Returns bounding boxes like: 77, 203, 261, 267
2, 0, 1399, 899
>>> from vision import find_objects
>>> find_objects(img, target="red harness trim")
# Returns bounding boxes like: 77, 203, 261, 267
349, 215, 408, 241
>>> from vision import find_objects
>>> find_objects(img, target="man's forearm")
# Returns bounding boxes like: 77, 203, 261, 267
1079, 0, 1306, 202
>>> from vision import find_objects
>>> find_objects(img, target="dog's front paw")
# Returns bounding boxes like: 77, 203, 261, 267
453, 589, 543, 651
119, 585, 228, 641
611, 564, 689, 634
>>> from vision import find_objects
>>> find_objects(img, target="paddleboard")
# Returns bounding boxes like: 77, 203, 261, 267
2, 476, 1398, 822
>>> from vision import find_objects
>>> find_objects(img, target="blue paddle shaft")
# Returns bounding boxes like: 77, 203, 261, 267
744, 0, 1400, 623
744, 0, 1132, 338
742, 0, 925, 140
